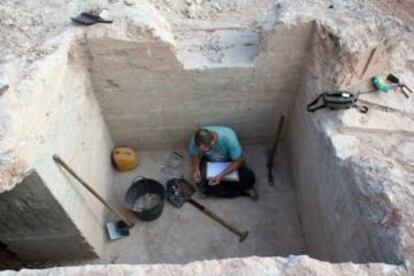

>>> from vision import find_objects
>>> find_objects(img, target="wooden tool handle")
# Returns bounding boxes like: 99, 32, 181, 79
270, 115, 285, 160
267, 115, 285, 186
53, 154, 134, 228
188, 198, 248, 242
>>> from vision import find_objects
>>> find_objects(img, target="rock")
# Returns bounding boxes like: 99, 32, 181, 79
124, 0, 135, 6
185, 4, 201, 18
212, 2, 223, 13
99, 9, 112, 20
0, 84, 9, 97
131, 193, 162, 212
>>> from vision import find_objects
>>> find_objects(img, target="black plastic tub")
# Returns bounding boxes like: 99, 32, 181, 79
124, 177, 165, 221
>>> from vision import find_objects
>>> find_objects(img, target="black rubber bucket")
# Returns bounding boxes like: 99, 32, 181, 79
124, 177, 165, 221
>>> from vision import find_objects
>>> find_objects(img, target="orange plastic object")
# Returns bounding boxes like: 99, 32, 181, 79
112, 147, 139, 172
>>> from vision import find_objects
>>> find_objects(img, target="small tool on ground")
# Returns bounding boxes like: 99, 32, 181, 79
166, 178, 249, 242
371, 75, 391, 93
386, 74, 413, 98
362, 75, 413, 99
53, 154, 134, 240
267, 115, 285, 186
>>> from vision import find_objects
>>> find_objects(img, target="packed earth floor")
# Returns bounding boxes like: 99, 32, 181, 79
99, 144, 306, 264
1, 0, 414, 274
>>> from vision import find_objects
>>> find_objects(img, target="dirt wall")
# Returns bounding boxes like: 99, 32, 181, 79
86, 22, 313, 149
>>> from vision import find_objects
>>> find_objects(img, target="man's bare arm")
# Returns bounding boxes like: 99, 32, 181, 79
190, 155, 201, 171
190, 155, 202, 182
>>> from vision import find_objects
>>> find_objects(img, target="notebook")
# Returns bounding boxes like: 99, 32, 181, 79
206, 162, 239, 182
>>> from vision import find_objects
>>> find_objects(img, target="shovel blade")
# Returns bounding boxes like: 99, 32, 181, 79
106, 221, 130, 240
166, 178, 196, 209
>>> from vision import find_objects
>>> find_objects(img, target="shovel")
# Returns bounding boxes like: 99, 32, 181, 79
387, 74, 413, 98
166, 178, 249, 242
53, 154, 134, 240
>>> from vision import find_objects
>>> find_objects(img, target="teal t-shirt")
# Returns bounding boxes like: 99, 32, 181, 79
188, 126, 242, 161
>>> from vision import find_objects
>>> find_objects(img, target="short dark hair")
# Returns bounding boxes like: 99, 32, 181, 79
195, 129, 214, 147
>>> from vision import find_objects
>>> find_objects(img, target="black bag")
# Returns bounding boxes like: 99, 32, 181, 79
307, 91, 368, 113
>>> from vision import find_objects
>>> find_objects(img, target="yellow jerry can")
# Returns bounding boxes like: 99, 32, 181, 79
112, 147, 139, 172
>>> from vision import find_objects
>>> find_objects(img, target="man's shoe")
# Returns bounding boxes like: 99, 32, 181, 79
196, 181, 206, 193
196, 182, 207, 194
245, 187, 259, 201
195, 181, 208, 199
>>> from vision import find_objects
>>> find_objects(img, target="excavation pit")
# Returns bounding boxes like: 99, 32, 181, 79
0, 0, 413, 273
103, 145, 305, 264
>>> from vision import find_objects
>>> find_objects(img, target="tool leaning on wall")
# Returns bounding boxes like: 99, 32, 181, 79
267, 115, 285, 186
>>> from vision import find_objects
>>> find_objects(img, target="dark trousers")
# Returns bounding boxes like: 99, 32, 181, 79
198, 159, 255, 198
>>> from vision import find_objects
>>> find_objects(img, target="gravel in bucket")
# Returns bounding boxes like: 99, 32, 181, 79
132, 193, 163, 212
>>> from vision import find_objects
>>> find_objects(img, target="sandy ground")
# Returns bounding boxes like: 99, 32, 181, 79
148, 0, 275, 28
91, 144, 306, 265
0, 144, 306, 269
0, 0, 413, 270
370, 0, 414, 27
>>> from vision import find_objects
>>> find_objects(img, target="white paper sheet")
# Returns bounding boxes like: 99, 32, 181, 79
206, 162, 239, 181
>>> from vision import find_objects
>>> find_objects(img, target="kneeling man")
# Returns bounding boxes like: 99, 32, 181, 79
188, 126, 257, 199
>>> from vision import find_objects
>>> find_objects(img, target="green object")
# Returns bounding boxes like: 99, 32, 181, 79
372, 76, 390, 92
